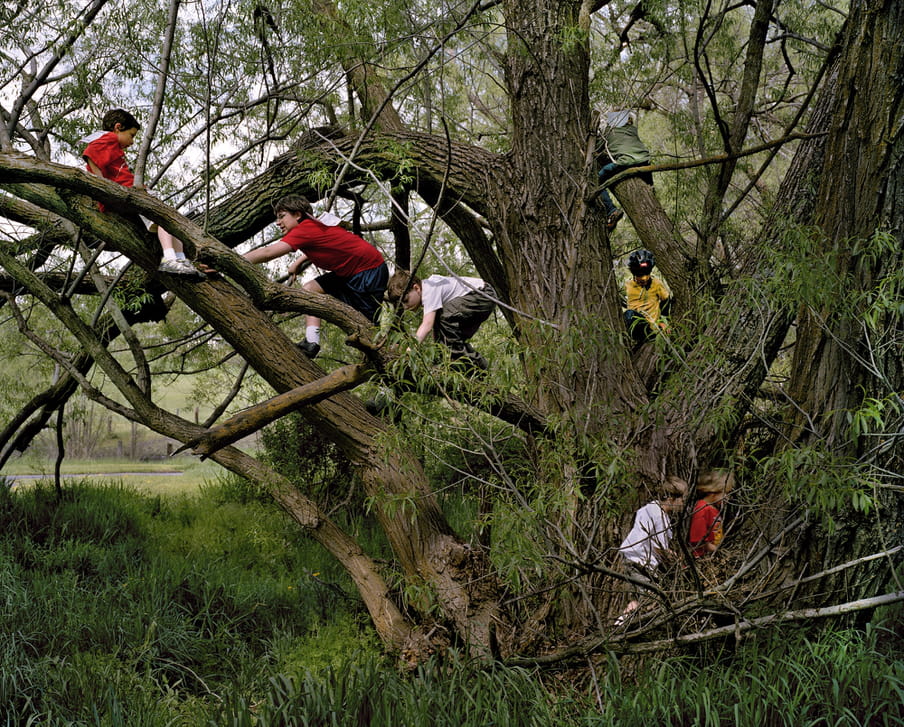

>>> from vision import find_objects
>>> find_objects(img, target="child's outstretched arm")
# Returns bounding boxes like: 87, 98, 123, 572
244, 241, 293, 265
415, 310, 437, 342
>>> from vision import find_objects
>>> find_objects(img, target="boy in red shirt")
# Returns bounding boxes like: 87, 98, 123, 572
81, 109, 204, 278
689, 470, 734, 557
244, 194, 388, 357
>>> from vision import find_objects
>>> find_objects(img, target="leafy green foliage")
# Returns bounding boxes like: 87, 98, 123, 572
260, 412, 364, 512
756, 447, 877, 529
109, 265, 157, 313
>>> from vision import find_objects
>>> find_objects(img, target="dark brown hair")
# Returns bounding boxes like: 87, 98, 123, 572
102, 109, 140, 132
273, 194, 313, 218
386, 269, 421, 303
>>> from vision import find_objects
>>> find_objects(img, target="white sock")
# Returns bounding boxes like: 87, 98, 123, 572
175, 252, 187, 260
306, 326, 321, 344
162, 248, 178, 261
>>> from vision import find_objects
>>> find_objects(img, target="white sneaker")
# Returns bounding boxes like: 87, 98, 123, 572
158, 258, 206, 279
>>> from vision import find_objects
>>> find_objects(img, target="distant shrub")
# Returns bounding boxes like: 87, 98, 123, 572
260, 412, 365, 512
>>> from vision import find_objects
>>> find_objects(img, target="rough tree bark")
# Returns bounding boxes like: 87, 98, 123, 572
781, 0, 904, 605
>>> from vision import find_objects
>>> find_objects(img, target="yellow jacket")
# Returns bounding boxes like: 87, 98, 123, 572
626, 276, 670, 323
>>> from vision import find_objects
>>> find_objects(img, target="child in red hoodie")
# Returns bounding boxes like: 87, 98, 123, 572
689, 470, 734, 557
81, 109, 204, 278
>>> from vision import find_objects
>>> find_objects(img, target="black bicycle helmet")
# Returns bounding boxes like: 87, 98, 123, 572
627, 248, 655, 276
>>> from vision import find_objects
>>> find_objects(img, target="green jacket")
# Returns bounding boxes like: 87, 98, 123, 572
601, 124, 650, 166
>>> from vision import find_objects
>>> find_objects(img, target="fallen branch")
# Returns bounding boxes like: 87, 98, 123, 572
615, 591, 904, 655
175, 363, 371, 458
506, 591, 904, 665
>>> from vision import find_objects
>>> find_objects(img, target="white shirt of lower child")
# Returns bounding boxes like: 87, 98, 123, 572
317, 211, 342, 226
618, 501, 672, 569
419, 275, 484, 314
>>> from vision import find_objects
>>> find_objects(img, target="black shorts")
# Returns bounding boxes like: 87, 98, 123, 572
434, 284, 496, 348
316, 263, 389, 323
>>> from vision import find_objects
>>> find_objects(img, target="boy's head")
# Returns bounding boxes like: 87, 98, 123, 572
273, 194, 313, 219
273, 195, 313, 233
386, 269, 423, 310
659, 475, 688, 513
697, 470, 734, 499
102, 109, 140, 132
628, 248, 655, 279
102, 109, 140, 149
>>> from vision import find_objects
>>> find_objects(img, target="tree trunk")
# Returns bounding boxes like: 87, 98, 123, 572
781, 0, 904, 604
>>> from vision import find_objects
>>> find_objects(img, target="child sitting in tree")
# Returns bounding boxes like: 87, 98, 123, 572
689, 470, 734, 557
624, 248, 671, 345
243, 194, 388, 358
81, 109, 205, 278
597, 109, 652, 231
386, 269, 496, 370
616, 475, 687, 625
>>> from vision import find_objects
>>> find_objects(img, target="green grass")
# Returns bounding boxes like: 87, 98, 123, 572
0, 479, 901, 726
211, 623, 904, 726
2, 457, 227, 496
0, 477, 378, 725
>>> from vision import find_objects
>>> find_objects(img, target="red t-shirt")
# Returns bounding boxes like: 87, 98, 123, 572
82, 131, 134, 213
689, 500, 722, 557
282, 218, 384, 278
82, 131, 134, 187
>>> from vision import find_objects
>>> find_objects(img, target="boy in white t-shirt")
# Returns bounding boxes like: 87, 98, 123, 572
615, 475, 687, 625
387, 269, 496, 370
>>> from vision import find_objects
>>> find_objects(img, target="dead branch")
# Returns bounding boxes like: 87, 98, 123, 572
176, 363, 371, 458
506, 591, 904, 665
614, 591, 904, 655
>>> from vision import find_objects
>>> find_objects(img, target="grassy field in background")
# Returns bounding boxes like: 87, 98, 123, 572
2, 456, 227, 496
1, 371, 255, 496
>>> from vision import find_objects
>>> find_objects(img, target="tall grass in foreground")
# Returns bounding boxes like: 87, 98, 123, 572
212, 624, 904, 727
0, 478, 381, 725
0, 479, 900, 725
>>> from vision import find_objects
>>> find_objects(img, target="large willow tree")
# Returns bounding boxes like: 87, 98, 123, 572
0, 0, 900, 661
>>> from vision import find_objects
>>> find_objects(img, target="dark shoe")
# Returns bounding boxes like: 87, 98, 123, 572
297, 341, 320, 358
606, 209, 624, 231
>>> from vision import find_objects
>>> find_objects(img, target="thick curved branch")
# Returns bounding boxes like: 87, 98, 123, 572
177, 363, 371, 458
0, 150, 502, 650
0, 237, 424, 651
